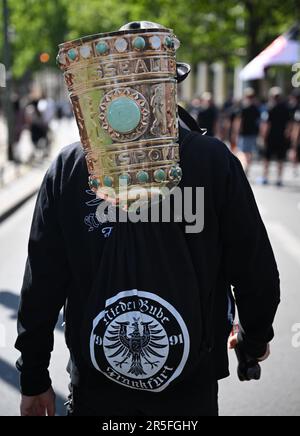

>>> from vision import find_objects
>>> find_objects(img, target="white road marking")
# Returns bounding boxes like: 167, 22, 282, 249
267, 221, 300, 267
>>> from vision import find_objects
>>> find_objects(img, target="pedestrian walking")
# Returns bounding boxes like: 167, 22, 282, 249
25, 97, 50, 159
16, 21, 280, 417
187, 97, 202, 121
289, 90, 300, 174
259, 87, 291, 186
232, 88, 261, 176
197, 92, 219, 137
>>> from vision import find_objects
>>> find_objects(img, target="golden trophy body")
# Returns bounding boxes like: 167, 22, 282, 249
57, 26, 182, 207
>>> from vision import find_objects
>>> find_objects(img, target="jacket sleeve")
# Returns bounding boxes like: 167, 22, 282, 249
220, 153, 280, 358
15, 161, 70, 396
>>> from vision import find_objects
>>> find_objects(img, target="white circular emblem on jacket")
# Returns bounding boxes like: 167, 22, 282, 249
90, 290, 190, 392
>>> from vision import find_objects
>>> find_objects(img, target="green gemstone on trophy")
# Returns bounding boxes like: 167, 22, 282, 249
137, 171, 149, 184
133, 37, 146, 50
68, 49, 77, 61
96, 41, 109, 54
170, 166, 182, 180
107, 97, 141, 133
90, 177, 100, 189
154, 169, 166, 182
103, 176, 113, 187
165, 36, 174, 49
119, 174, 131, 186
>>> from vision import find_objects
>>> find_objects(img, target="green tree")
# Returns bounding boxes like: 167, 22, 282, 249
64, 0, 247, 65
1, 0, 298, 79
242, 0, 300, 61
2, 0, 68, 77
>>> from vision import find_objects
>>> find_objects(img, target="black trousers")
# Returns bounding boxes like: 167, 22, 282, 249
67, 377, 219, 417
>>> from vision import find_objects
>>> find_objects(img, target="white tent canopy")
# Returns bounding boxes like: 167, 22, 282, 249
240, 26, 300, 81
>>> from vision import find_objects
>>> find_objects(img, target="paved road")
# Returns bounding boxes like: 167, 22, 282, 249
0, 162, 300, 416
219, 170, 300, 417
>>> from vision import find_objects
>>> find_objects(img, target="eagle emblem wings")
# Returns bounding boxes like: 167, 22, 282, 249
104, 318, 168, 376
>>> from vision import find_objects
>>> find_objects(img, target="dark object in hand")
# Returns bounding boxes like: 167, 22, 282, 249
235, 342, 261, 382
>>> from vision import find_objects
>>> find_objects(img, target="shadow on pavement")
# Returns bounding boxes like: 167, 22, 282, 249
0, 357, 67, 416
0, 290, 67, 415
0, 290, 64, 331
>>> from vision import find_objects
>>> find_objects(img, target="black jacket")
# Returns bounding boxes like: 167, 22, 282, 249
15, 128, 280, 396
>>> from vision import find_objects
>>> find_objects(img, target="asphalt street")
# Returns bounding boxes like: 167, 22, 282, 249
0, 162, 300, 416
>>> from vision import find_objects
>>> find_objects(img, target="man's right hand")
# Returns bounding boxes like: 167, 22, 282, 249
229, 333, 271, 362
20, 387, 56, 416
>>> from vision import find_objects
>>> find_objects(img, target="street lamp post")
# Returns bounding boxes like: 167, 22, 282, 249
2, 0, 15, 161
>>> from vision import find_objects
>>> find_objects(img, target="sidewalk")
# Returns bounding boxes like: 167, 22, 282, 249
0, 117, 79, 222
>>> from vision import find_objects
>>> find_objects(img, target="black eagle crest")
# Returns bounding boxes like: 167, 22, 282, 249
104, 318, 168, 376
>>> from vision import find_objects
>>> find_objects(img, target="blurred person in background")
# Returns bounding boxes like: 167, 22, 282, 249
259, 87, 291, 187
218, 96, 235, 146
289, 90, 300, 174
197, 92, 219, 137
232, 88, 260, 177
38, 93, 56, 126
12, 94, 26, 145
187, 97, 202, 121
56, 99, 73, 120
25, 95, 50, 160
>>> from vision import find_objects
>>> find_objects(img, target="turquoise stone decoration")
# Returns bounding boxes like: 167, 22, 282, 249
68, 49, 77, 61
137, 171, 149, 184
119, 173, 131, 186
99, 88, 149, 142
96, 41, 109, 55
154, 169, 166, 182
89, 177, 100, 189
165, 36, 174, 49
169, 166, 182, 180
133, 36, 146, 50
103, 176, 113, 187
107, 97, 141, 133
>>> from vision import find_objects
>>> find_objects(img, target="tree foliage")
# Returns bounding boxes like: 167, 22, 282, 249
1, 0, 298, 78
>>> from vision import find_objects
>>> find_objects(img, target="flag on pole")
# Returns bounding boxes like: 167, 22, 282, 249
240, 25, 300, 81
